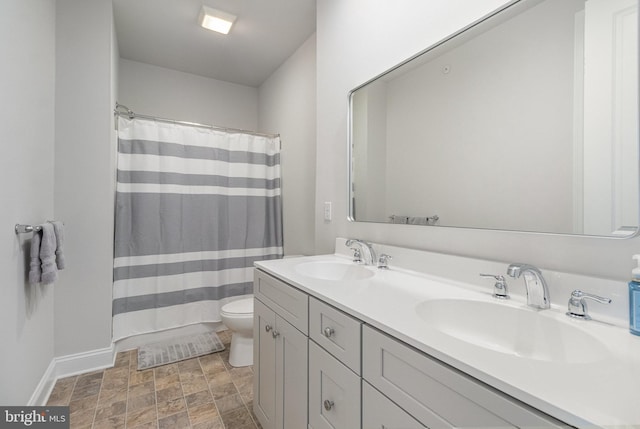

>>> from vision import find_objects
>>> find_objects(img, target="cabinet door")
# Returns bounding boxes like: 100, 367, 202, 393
253, 298, 277, 429
308, 341, 361, 429
362, 381, 427, 429
275, 315, 308, 429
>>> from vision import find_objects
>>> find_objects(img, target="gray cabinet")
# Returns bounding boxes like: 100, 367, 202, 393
253, 268, 571, 429
253, 298, 277, 429
362, 381, 427, 429
308, 341, 361, 429
308, 298, 362, 429
362, 325, 569, 429
255, 269, 308, 334
253, 271, 308, 429
309, 297, 362, 374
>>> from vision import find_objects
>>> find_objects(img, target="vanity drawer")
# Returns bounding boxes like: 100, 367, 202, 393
254, 269, 308, 334
309, 297, 362, 374
362, 326, 568, 429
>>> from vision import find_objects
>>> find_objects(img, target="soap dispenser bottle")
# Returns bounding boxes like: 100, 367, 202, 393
630, 255, 640, 336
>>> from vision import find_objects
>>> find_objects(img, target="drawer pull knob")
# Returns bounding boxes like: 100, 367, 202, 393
265, 324, 272, 332
323, 327, 335, 338
272, 330, 280, 339
323, 399, 334, 411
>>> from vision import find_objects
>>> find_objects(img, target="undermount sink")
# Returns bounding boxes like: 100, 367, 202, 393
415, 299, 610, 364
295, 261, 374, 281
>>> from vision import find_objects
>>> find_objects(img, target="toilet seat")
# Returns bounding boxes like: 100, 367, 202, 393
221, 297, 253, 316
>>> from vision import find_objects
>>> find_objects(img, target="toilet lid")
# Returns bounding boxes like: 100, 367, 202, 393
221, 297, 253, 315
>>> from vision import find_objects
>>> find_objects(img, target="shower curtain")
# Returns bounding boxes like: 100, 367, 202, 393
112, 117, 283, 341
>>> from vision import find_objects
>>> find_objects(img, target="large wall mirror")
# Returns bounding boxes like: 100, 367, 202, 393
349, 0, 639, 237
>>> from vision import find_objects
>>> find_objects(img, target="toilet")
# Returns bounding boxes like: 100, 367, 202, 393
220, 297, 254, 367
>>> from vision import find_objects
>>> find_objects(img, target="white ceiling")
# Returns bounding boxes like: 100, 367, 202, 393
113, 0, 316, 87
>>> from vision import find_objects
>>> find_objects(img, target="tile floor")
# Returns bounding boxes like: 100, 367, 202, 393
46, 330, 262, 429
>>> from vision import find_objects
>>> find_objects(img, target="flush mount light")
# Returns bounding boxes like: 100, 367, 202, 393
198, 5, 236, 35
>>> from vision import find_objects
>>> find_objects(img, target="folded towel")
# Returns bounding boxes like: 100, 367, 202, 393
40, 223, 58, 285
49, 220, 65, 269
28, 229, 43, 285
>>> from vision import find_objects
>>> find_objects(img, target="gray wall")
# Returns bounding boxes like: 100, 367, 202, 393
259, 34, 317, 256
0, 0, 56, 404
316, 0, 638, 281
118, 59, 259, 131
54, 0, 115, 357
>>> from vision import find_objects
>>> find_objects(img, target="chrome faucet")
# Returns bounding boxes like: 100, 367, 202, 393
345, 239, 377, 266
479, 273, 510, 299
566, 290, 611, 320
377, 254, 392, 270
506, 263, 551, 309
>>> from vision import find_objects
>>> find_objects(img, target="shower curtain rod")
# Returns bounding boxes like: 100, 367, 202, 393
114, 103, 280, 140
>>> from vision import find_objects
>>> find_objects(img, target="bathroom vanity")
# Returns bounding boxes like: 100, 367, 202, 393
253, 240, 640, 429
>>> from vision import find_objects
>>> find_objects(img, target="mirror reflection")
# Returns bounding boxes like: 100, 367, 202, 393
349, 0, 639, 237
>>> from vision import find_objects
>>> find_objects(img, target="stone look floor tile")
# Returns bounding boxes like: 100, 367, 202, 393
128, 380, 155, 398
158, 411, 190, 429
154, 365, 180, 390
113, 351, 130, 368
128, 420, 158, 429
69, 394, 99, 415
185, 390, 213, 408
188, 402, 220, 426
156, 383, 183, 403
191, 417, 225, 429
221, 406, 255, 428
214, 393, 245, 415
208, 370, 232, 387
208, 381, 238, 400
154, 363, 178, 378
126, 405, 157, 427
129, 368, 154, 386
97, 387, 128, 408
156, 396, 187, 419
47, 377, 77, 406
45, 329, 258, 428
69, 407, 97, 428
128, 392, 155, 412
180, 373, 209, 396
92, 414, 126, 429
70, 373, 103, 401
94, 399, 126, 422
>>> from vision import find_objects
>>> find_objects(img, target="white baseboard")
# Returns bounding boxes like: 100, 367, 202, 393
29, 345, 115, 406
53, 346, 115, 379
31, 324, 228, 406
28, 359, 56, 407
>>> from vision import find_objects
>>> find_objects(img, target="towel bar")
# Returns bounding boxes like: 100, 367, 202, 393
15, 224, 43, 234
15, 222, 63, 234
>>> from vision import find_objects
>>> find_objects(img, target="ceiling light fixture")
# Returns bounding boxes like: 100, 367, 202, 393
198, 5, 236, 35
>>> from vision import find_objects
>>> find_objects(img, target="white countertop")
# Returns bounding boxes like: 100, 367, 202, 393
255, 253, 640, 429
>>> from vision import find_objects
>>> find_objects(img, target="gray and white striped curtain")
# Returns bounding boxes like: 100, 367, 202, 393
113, 117, 282, 341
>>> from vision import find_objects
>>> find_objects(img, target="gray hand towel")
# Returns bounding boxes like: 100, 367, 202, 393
28, 229, 43, 285
49, 220, 66, 269
40, 223, 58, 285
